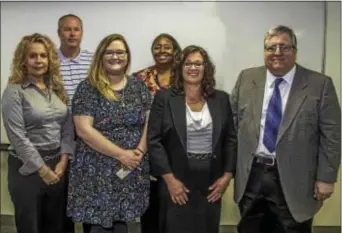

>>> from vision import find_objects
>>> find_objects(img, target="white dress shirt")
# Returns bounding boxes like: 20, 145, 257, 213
255, 65, 296, 156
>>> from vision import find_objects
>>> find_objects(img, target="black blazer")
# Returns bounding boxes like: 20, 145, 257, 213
147, 88, 237, 188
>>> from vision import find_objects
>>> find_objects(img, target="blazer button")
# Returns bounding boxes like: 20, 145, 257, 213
212, 154, 217, 159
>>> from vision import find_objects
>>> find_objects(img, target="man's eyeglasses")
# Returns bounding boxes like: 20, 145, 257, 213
104, 50, 127, 58
184, 62, 204, 69
264, 44, 295, 53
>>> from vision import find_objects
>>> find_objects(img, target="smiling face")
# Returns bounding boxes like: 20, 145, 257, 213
25, 42, 49, 79
264, 32, 297, 76
102, 39, 128, 76
182, 51, 204, 85
152, 37, 174, 65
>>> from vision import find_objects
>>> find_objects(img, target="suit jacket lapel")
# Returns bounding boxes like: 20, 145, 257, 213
277, 65, 308, 144
206, 94, 222, 150
170, 92, 187, 151
252, 68, 267, 139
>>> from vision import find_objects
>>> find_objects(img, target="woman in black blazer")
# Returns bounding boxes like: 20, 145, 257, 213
147, 45, 237, 233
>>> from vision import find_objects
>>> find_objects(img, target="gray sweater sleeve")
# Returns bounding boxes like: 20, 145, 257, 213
1, 86, 44, 175
60, 107, 76, 159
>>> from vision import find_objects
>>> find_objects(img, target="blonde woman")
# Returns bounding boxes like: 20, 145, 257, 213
1, 33, 74, 233
67, 34, 151, 233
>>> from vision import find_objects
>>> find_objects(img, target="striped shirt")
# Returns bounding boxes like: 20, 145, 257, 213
58, 49, 93, 107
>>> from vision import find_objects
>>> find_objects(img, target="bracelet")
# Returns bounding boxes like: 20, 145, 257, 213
136, 148, 145, 155
39, 168, 49, 178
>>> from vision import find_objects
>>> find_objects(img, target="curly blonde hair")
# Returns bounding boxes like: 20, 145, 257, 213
88, 34, 131, 101
8, 33, 68, 104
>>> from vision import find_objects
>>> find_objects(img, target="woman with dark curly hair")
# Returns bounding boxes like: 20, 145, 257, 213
147, 45, 237, 233
1, 33, 74, 233
134, 33, 181, 96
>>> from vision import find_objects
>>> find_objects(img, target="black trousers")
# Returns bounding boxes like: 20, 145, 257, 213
8, 154, 66, 233
64, 164, 92, 233
89, 222, 128, 233
159, 158, 221, 233
140, 179, 159, 233
237, 159, 313, 233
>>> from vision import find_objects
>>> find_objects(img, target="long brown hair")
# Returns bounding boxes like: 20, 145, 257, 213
8, 33, 68, 104
172, 45, 216, 97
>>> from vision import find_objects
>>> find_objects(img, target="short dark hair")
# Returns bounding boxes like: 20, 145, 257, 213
58, 14, 83, 30
172, 45, 216, 97
264, 25, 297, 49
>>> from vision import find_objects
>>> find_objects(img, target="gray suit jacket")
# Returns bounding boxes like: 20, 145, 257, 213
230, 64, 341, 222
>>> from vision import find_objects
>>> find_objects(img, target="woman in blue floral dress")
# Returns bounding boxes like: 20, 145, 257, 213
67, 34, 151, 233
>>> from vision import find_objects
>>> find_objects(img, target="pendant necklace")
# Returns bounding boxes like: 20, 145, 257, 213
113, 76, 127, 108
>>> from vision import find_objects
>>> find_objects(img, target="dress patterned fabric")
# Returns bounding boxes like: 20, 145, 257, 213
67, 76, 151, 228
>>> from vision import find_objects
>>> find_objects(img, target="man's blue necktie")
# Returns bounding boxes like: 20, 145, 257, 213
263, 78, 284, 153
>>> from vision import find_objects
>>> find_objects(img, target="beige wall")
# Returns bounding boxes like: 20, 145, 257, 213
325, 1, 341, 104
1, 152, 13, 215
1, 1, 340, 226
311, 1, 341, 226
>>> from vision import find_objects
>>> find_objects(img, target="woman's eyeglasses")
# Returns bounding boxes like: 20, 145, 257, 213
104, 50, 127, 58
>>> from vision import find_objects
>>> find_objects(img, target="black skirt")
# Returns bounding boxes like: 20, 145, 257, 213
158, 157, 222, 233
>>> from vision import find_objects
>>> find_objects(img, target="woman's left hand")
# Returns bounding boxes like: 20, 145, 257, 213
207, 173, 233, 203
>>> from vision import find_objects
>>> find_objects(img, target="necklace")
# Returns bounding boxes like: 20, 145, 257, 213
155, 74, 170, 90
187, 101, 204, 112
117, 89, 125, 107
112, 76, 127, 107
186, 97, 204, 112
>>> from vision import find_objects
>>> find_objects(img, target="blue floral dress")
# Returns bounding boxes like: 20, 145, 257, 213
67, 76, 151, 228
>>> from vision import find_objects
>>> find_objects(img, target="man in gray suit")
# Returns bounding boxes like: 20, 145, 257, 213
230, 25, 341, 233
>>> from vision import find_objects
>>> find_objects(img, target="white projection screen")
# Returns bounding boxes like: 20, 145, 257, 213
1, 1, 325, 148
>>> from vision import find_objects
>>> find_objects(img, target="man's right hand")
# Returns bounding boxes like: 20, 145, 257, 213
163, 174, 189, 205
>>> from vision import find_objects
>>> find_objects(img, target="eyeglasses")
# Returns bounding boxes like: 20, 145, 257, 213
104, 50, 127, 58
183, 62, 204, 69
264, 44, 295, 53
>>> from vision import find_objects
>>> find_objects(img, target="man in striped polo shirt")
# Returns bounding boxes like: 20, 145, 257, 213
58, 14, 93, 107
57, 14, 93, 233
